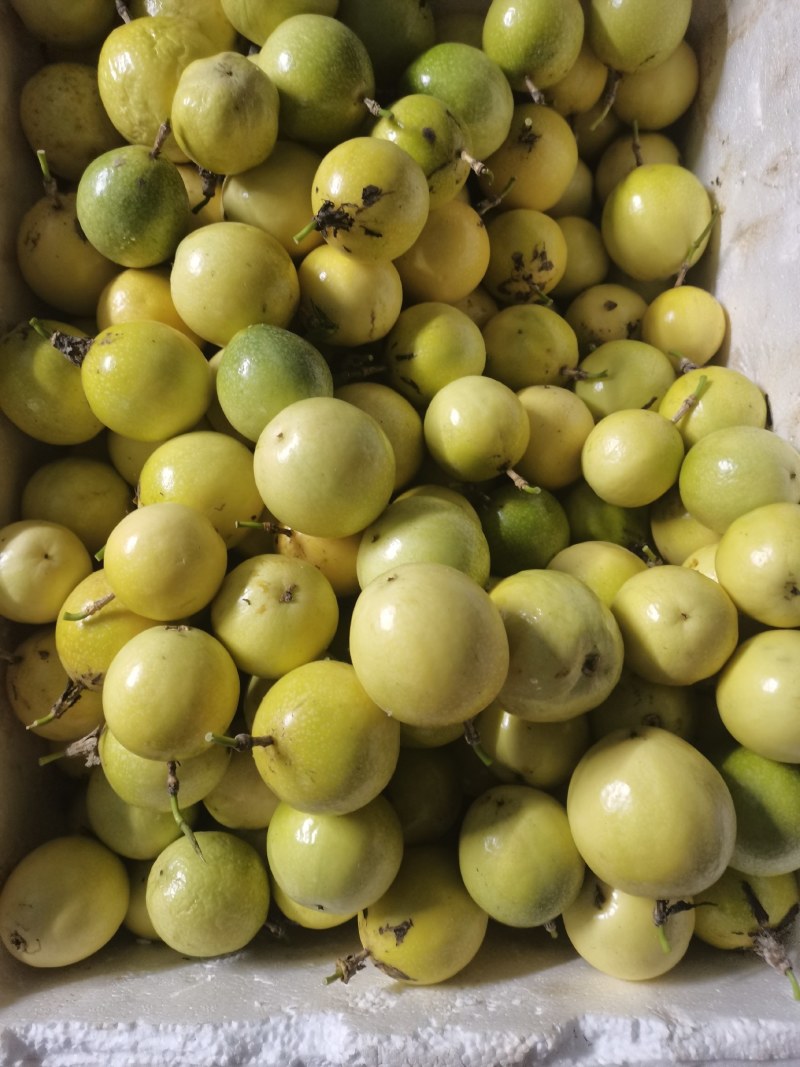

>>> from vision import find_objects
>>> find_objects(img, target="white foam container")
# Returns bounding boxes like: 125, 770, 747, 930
1, 1, 800, 1063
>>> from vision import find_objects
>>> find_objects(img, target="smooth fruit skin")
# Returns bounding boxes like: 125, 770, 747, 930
588, 0, 692, 74
459, 784, 585, 928
610, 565, 739, 687
103, 502, 228, 621
566, 726, 737, 899
601, 163, 713, 282
400, 42, 514, 160
251, 659, 400, 815
253, 396, 396, 539
266, 796, 404, 914
678, 426, 800, 535
170, 51, 279, 175
357, 845, 489, 985
482, 0, 585, 90
714, 745, 800, 878
0, 835, 129, 968
490, 569, 625, 722
349, 561, 510, 728
0, 519, 92, 625
714, 502, 800, 628
716, 629, 800, 762
562, 874, 695, 982
254, 14, 374, 147
102, 625, 240, 762
170, 221, 300, 347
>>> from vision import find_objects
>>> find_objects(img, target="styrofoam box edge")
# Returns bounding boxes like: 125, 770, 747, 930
1, 1, 800, 1065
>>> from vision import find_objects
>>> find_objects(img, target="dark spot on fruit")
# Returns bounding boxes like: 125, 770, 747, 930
603, 300, 618, 311
361, 185, 383, 207
593, 882, 606, 909
10, 930, 27, 952
379, 918, 414, 945
421, 126, 436, 144
393, 351, 415, 362
581, 651, 600, 675
373, 960, 413, 981
279, 584, 297, 603
37, 650, 50, 661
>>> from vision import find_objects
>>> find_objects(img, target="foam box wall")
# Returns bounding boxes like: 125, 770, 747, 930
1, 1, 799, 1064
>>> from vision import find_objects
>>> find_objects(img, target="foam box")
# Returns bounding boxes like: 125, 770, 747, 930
1, 1, 799, 1064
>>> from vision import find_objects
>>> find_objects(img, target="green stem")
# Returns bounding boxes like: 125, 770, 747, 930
670, 374, 711, 424
293, 217, 321, 246
463, 718, 493, 768
62, 591, 115, 621
674, 204, 720, 286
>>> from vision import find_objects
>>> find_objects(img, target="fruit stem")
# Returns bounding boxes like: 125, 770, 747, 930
62, 591, 116, 621
589, 68, 621, 132
37, 726, 101, 768
29, 317, 93, 366
235, 519, 294, 537
205, 731, 274, 752
523, 76, 547, 106
191, 168, 222, 214
669, 375, 710, 424
293, 217, 321, 246
26, 678, 86, 731
674, 204, 720, 287
668, 350, 699, 374
115, 0, 132, 22
474, 176, 516, 217
150, 120, 170, 160
463, 718, 493, 767
631, 120, 643, 168
36, 149, 61, 207
506, 468, 541, 494
460, 150, 492, 182
167, 760, 204, 860
324, 947, 370, 985
787, 968, 800, 1001
363, 97, 396, 122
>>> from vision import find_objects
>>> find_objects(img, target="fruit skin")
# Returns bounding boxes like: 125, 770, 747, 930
357, 844, 489, 985
0, 835, 129, 968
458, 783, 585, 928
254, 14, 374, 147
601, 163, 712, 282
490, 569, 625, 723
400, 42, 514, 160
610, 564, 739, 687
678, 426, 800, 535
146, 831, 269, 958
0, 320, 101, 446
714, 745, 800, 877
349, 561, 510, 728
0, 519, 93, 625
76, 145, 190, 269
170, 51, 279, 176
251, 659, 400, 815
566, 726, 737, 899
587, 0, 692, 74
266, 796, 404, 914
482, 0, 585, 90
693, 866, 800, 951
562, 874, 695, 981
102, 624, 240, 762
716, 629, 800, 762
713, 502, 800, 628
253, 396, 396, 540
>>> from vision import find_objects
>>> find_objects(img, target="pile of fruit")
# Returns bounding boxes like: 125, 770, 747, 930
1, 0, 800, 1000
